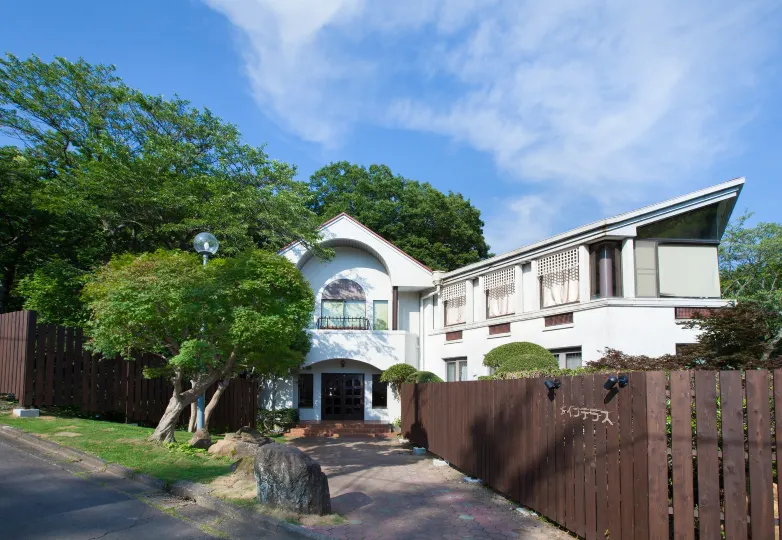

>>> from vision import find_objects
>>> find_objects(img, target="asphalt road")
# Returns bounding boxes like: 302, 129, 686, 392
0, 437, 217, 540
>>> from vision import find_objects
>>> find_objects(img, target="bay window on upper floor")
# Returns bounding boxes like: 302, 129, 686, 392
538, 248, 579, 308
442, 282, 466, 326
484, 266, 515, 318
633, 201, 727, 298
589, 242, 623, 299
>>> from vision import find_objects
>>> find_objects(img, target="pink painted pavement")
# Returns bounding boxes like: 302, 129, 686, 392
290, 438, 573, 540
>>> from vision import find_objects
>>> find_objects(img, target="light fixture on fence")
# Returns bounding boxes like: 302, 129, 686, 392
544, 379, 561, 390
604, 375, 629, 390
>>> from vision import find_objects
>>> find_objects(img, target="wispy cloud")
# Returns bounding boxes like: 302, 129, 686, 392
205, 0, 777, 239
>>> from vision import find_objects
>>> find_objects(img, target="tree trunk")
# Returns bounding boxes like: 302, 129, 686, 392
148, 394, 188, 443
203, 377, 231, 433
187, 401, 197, 433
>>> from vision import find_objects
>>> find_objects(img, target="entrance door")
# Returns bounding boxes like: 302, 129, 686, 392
321, 373, 365, 420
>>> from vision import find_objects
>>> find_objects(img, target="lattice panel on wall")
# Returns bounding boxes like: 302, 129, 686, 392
441, 281, 466, 301
537, 248, 579, 276
483, 267, 515, 299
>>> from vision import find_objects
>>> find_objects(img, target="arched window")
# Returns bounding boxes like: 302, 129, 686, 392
320, 279, 367, 329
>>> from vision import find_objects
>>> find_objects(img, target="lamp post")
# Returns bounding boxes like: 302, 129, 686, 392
193, 232, 219, 430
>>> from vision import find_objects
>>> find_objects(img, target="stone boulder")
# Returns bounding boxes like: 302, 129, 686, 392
254, 443, 331, 515
188, 429, 212, 450
208, 428, 272, 459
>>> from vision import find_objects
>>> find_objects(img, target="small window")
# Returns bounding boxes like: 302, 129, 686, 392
373, 300, 389, 330
445, 358, 468, 382
484, 267, 515, 318
298, 374, 313, 408
544, 312, 573, 327
538, 249, 580, 308
550, 347, 583, 369
442, 282, 466, 326
371, 374, 388, 408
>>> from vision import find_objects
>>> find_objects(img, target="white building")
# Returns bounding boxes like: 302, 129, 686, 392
264, 178, 743, 423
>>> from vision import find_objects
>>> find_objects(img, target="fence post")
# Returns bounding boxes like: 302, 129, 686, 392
645, 371, 669, 540
19, 311, 37, 407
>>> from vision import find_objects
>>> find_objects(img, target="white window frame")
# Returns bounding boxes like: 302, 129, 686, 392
445, 358, 468, 382
550, 347, 583, 370
442, 282, 467, 326
484, 266, 515, 318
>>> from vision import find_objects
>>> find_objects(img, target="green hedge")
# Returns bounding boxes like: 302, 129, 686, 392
406, 371, 443, 383
483, 341, 557, 371
380, 363, 418, 396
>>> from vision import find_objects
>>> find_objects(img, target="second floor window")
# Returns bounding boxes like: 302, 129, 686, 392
485, 267, 515, 318
442, 282, 466, 326
539, 248, 579, 308
320, 279, 366, 329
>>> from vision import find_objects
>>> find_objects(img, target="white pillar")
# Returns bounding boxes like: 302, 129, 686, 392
578, 245, 590, 302
622, 238, 636, 298
475, 276, 486, 322
525, 261, 541, 312
514, 264, 524, 315
465, 279, 474, 324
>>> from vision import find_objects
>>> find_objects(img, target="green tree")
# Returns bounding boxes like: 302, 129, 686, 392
380, 363, 417, 397
0, 54, 322, 323
82, 249, 314, 443
308, 162, 491, 271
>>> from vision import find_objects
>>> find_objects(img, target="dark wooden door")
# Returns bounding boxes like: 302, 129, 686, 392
321, 373, 364, 420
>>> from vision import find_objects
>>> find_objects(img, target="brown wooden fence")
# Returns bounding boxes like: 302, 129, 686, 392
402, 371, 780, 540
0, 311, 257, 431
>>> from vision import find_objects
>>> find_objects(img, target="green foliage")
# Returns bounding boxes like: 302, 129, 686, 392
0, 54, 322, 324
307, 162, 491, 271
406, 371, 444, 383
257, 408, 299, 434
392, 417, 402, 428
720, 212, 782, 311
483, 342, 557, 370
15, 259, 87, 326
380, 363, 417, 396
82, 249, 314, 381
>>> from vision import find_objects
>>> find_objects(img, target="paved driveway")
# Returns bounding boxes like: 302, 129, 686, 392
290, 438, 571, 540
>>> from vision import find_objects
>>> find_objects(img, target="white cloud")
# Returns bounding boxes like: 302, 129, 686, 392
484, 195, 564, 255
205, 0, 776, 238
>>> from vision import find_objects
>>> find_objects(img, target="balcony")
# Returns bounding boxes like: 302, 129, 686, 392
316, 317, 374, 330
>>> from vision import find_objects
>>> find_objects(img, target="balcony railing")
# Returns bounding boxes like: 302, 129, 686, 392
317, 317, 373, 330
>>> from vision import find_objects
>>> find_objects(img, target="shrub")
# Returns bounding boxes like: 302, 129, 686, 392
381, 363, 417, 396
257, 407, 299, 434
406, 371, 443, 383
483, 342, 557, 371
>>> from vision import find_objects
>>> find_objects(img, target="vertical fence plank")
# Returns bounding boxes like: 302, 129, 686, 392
34, 323, 46, 406
631, 372, 650, 540
562, 375, 575, 531
546, 384, 557, 520
605, 373, 622, 540
593, 374, 610, 540
572, 375, 586, 539
721, 370, 748, 540
746, 370, 773, 540
555, 379, 566, 527
21, 311, 37, 407
89, 353, 98, 413
72, 329, 83, 408
44, 325, 56, 406
53, 326, 65, 406
583, 374, 597, 540
81, 350, 91, 412
775, 370, 782, 539
670, 371, 694, 540
694, 371, 720, 540
646, 371, 668, 540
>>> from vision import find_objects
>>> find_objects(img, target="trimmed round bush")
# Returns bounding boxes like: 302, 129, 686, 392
483, 342, 557, 371
380, 363, 417, 396
495, 354, 557, 373
406, 371, 443, 383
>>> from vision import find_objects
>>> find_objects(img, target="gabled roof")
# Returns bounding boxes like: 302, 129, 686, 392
280, 212, 432, 273
443, 177, 745, 281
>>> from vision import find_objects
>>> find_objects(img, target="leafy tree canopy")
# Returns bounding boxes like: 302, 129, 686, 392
307, 162, 491, 271
380, 363, 417, 397
82, 249, 314, 442
0, 54, 322, 322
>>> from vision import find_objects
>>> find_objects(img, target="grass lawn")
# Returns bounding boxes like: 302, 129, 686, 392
0, 408, 235, 484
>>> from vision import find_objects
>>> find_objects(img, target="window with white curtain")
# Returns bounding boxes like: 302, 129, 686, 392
538, 249, 580, 308
442, 282, 466, 326
484, 267, 515, 318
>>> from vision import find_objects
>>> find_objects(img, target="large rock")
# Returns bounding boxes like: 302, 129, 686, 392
208, 429, 272, 458
189, 429, 212, 450
254, 443, 331, 515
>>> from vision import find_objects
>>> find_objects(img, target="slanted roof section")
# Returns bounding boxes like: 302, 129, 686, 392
279, 213, 434, 289
443, 177, 745, 281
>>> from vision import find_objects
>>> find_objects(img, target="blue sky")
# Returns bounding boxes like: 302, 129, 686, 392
2, 0, 781, 254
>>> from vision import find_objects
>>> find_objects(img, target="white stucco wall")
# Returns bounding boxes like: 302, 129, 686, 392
301, 246, 392, 327
424, 300, 726, 381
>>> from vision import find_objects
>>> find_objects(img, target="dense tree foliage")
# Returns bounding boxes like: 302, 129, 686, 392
82, 249, 313, 442
380, 363, 417, 397
0, 54, 321, 323
308, 162, 491, 271
483, 342, 557, 370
